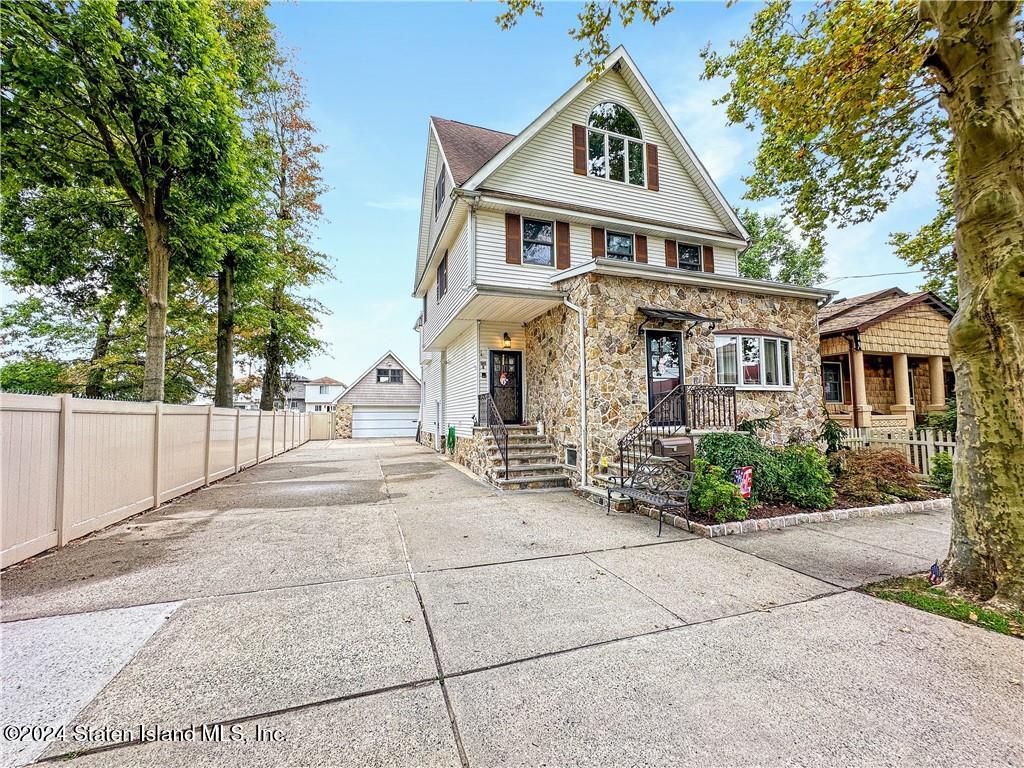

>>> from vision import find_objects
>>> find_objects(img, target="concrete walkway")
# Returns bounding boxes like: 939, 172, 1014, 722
1, 439, 1020, 767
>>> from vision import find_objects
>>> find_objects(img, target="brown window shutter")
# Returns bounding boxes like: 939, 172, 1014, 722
664, 239, 677, 268
591, 227, 606, 259
702, 244, 715, 273
505, 213, 522, 264
646, 143, 659, 191
555, 221, 571, 269
572, 124, 587, 175
635, 234, 648, 263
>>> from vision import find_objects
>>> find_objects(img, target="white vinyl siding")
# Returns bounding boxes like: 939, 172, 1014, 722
422, 222, 471, 345
420, 351, 442, 448
485, 70, 731, 235
475, 211, 738, 289
423, 133, 455, 276
443, 326, 478, 438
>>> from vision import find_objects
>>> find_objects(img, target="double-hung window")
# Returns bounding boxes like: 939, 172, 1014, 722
606, 231, 634, 261
677, 243, 703, 272
522, 219, 554, 266
822, 362, 843, 403
434, 164, 447, 216
587, 103, 645, 186
715, 333, 793, 389
436, 252, 448, 301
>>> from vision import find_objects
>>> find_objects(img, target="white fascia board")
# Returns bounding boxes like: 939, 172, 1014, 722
553, 259, 837, 301
475, 193, 747, 249
413, 121, 458, 295
412, 199, 466, 298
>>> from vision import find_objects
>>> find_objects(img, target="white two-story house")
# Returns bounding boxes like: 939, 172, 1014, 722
305, 377, 346, 412
414, 47, 833, 490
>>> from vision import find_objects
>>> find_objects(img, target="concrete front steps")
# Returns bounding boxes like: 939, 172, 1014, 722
478, 425, 571, 490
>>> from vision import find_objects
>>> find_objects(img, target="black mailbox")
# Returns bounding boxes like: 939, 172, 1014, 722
651, 436, 695, 468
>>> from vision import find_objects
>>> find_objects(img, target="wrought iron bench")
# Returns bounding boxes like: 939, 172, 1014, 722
606, 457, 695, 537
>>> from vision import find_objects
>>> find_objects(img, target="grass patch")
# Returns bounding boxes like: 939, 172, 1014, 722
863, 576, 1024, 638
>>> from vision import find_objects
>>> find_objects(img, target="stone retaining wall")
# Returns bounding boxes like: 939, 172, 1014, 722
335, 403, 353, 439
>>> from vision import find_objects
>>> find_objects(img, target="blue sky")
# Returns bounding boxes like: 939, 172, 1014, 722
268, 1, 939, 384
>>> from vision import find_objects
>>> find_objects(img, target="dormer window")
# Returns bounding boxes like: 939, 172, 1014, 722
587, 103, 645, 186
434, 164, 447, 216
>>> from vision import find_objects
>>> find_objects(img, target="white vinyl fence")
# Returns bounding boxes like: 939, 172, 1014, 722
1, 393, 311, 568
842, 427, 956, 476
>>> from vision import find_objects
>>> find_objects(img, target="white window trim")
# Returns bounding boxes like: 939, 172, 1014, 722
434, 164, 447, 217
676, 241, 704, 272
521, 217, 556, 268
822, 361, 844, 403
564, 444, 578, 469
715, 333, 794, 391
605, 230, 635, 262
586, 102, 646, 187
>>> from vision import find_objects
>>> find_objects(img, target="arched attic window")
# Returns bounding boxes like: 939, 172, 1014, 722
587, 102, 645, 186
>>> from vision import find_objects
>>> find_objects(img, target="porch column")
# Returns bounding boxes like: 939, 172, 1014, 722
850, 347, 872, 427
928, 355, 947, 411
891, 353, 914, 427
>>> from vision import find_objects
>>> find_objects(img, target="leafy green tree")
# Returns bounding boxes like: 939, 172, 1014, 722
737, 208, 825, 286
0, 360, 70, 395
248, 60, 329, 410
2, 0, 249, 400
498, 0, 1024, 607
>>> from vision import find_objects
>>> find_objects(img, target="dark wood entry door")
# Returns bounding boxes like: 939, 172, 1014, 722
646, 330, 684, 412
489, 350, 522, 424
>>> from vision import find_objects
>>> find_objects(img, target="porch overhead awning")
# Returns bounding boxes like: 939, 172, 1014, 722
637, 306, 721, 336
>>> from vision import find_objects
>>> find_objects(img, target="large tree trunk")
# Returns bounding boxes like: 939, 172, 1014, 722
84, 308, 114, 399
259, 283, 284, 411
215, 253, 236, 408
921, 0, 1024, 608
141, 215, 171, 402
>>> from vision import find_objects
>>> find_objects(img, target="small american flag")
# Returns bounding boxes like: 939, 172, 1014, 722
929, 562, 944, 586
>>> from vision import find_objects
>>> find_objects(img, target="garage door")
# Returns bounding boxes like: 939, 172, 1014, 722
352, 406, 419, 438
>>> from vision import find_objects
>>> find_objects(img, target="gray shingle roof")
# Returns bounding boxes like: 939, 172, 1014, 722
431, 117, 516, 185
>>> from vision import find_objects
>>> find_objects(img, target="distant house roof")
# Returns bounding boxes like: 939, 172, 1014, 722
818, 289, 954, 336
335, 350, 421, 407
430, 116, 515, 185
307, 376, 345, 386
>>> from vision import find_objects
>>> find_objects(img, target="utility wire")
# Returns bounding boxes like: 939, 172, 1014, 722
821, 269, 923, 285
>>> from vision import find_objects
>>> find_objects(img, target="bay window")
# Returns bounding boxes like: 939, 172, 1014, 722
715, 333, 793, 389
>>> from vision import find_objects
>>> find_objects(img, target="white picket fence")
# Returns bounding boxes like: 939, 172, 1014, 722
1, 393, 311, 568
842, 427, 956, 476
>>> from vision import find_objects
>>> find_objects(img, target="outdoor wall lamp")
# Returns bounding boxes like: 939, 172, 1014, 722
502, 332, 512, 349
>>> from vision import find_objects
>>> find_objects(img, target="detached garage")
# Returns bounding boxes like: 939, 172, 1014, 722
333, 351, 422, 439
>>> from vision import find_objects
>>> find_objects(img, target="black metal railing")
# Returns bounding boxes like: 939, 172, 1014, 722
617, 384, 736, 479
478, 393, 509, 474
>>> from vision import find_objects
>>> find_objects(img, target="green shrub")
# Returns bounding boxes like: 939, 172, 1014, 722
829, 448, 926, 504
921, 397, 957, 433
777, 444, 835, 509
690, 459, 748, 523
819, 416, 846, 455
737, 412, 777, 436
929, 451, 953, 493
697, 432, 784, 505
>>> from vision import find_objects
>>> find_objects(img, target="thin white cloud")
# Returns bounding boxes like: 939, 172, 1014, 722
662, 77, 748, 182
366, 195, 419, 211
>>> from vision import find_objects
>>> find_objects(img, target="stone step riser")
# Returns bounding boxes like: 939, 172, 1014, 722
495, 477, 572, 491
491, 456, 559, 467
494, 466, 565, 478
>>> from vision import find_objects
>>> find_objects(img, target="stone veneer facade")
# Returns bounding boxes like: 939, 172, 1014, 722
334, 403, 353, 439
524, 273, 825, 482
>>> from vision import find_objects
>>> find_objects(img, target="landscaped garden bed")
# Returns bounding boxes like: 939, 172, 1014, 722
649, 425, 952, 538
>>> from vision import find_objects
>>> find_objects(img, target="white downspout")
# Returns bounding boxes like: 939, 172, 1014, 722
563, 297, 588, 486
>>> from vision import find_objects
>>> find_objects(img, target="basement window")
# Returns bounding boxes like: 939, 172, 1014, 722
564, 445, 578, 468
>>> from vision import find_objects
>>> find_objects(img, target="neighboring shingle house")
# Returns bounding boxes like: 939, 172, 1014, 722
819, 288, 954, 428
413, 47, 834, 490
332, 352, 421, 438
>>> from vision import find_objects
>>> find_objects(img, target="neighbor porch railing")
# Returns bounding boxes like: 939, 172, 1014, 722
477, 392, 509, 475
617, 384, 737, 480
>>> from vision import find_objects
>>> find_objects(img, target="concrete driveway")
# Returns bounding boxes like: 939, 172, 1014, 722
2, 439, 1021, 767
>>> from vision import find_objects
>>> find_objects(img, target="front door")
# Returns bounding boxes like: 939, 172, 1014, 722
646, 330, 684, 412
489, 350, 522, 424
